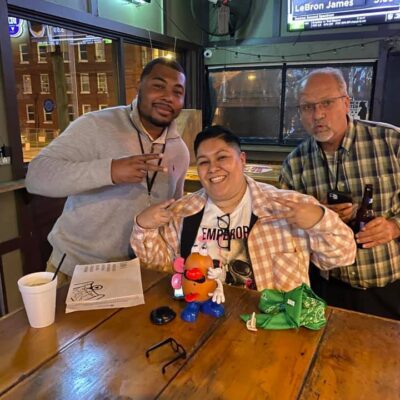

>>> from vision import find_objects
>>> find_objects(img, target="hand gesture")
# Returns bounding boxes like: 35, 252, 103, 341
323, 202, 357, 223
269, 197, 324, 230
208, 279, 225, 304
136, 199, 175, 229
111, 153, 166, 184
356, 217, 400, 248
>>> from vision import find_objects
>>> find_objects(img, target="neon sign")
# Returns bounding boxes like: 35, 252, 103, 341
8, 17, 24, 38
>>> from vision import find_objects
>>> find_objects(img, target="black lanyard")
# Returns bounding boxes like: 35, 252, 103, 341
128, 107, 166, 199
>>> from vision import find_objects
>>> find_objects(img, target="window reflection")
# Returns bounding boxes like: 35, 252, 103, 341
208, 64, 374, 145
10, 17, 178, 162
209, 69, 282, 142
10, 19, 119, 162
123, 43, 176, 106
283, 65, 374, 142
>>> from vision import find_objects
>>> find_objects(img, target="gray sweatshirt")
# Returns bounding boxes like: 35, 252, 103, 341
26, 100, 190, 275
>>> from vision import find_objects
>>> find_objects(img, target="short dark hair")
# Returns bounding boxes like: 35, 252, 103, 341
194, 125, 241, 157
140, 57, 185, 81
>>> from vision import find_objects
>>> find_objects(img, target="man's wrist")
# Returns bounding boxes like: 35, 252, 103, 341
389, 218, 400, 240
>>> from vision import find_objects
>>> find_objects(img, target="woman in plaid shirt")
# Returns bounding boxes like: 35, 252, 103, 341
130, 126, 355, 293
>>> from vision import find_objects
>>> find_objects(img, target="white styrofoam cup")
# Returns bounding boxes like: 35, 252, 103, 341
17, 271, 57, 328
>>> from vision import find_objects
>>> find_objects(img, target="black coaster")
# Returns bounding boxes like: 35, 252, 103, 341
150, 306, 176, 325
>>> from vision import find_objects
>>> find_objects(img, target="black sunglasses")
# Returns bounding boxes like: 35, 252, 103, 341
145, 337, 187, 374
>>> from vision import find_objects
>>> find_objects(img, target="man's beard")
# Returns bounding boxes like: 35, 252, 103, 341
311, 128, 334, 143
138, 94, 174, 128
142, 113, 170, 127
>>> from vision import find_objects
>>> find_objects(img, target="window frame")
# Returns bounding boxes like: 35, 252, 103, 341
207, 61, 376, 146
40, 73, 50, 94
22, 74, 32, 94
26, 104, 35, 123
43, 108, 53, 123
37, 43, 47, 63
80, 73, 90, 94
82, 104, 91, 114
67, 104, 75, 121
97, 72, 108, 94
78, 43, 88, 62
95, 41, 106, 62
5, 2, 199, 174
61, 41, 70, 63
19, 43, 29, 64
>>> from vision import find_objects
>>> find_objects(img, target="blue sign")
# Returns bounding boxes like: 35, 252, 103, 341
43, 99, 55, 113
8, 17, 23, 38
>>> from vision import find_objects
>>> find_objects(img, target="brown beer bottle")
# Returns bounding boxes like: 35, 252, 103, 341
354, 184, 375, 248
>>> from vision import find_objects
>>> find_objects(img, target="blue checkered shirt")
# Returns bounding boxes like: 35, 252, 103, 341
280, 117, 400, 288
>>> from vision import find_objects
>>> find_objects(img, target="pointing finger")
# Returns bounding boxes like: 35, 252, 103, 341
145, 163, 168, 173
133, 153, 163, 162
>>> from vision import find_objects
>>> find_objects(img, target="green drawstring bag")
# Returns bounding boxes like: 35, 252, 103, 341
240, 283, 327, 330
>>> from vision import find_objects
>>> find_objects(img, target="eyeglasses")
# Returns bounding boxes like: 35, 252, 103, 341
217, 213, 231, 251
298, 95, 347, 114
145, 337, 187, 374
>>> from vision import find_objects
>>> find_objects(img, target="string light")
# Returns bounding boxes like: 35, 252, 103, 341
210, 37, 396, 61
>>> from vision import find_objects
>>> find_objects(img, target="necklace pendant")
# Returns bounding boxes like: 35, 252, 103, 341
147, 194, 152, 206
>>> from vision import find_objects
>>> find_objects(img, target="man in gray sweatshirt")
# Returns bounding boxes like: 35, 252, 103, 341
26, 58, 190, 282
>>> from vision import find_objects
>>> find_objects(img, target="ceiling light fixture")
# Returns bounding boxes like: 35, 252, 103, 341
124, 0, 151, 6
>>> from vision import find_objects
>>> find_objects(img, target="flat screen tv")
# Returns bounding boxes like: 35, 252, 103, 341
287, 0, 400, 31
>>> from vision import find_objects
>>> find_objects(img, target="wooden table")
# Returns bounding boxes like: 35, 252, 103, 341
0, 269, 399, 400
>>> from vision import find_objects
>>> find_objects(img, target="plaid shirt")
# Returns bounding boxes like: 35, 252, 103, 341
131, 176, 356, 292
280, 117, 400, 288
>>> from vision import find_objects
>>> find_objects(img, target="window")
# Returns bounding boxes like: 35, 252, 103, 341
43, 108, 53, 123
61, 42, 70, 62
26, 104, 35, 122
208, 63, 375, 145
283, 65, 374, 143
22, 75, 32, 94
123, 43, 177, 105
40, 74, 50, 93
82, 104, 91, 114
68, 104, 75, 121
95, 42, 106, 62
97, 73, 108, 93
78, 44, 88, 62
80, 73, 90, 93
37, 43, 47, 63
208, 68, 282, 143
11, 17, 169, 162
45, 129, 57, 141
141, 47, 149, 66
19, 44, 29, 63
65, 74, 73, 93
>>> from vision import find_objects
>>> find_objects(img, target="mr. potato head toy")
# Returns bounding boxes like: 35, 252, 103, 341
172, 244, 225, 322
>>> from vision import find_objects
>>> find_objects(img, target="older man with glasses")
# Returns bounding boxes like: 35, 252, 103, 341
280, 67, 400, 320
